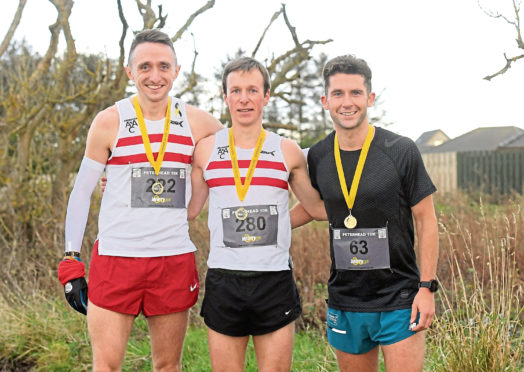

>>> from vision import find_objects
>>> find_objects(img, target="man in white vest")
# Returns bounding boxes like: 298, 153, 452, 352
57, 29, 222, 371
188, 57, 327, 372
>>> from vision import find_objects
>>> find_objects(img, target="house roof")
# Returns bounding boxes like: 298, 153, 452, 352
421, 126, 524, 153
500, 132, 524, 148
415, 130, 448, 146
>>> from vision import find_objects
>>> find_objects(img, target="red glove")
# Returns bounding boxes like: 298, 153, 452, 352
57, 257, 85, 286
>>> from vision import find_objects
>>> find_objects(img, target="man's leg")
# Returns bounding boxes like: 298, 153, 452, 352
381, 331, 425, 372
87, 301, 135, 372
207, 328, 249, 372
252, 322, 295, 372
335, 346, 379, 372
147, 310, 189, 372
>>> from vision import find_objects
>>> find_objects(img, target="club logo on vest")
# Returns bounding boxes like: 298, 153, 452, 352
170, 120, 183, 127
217, 146, 229, 159
125, 118, 139, 133
261, 150, 275, 157
174, 102, 182, 117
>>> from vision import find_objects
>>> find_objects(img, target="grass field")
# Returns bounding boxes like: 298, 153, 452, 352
0, 293, 363, 372
0, 192, 522, 371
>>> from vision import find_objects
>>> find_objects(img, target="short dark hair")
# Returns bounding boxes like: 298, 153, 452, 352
323, 55, 372, 94
222, 57, 271, 95
128, 29, 177, 66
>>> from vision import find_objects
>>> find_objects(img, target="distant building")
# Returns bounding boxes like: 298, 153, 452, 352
416, 126, 524, 194
415, 129, 450, 152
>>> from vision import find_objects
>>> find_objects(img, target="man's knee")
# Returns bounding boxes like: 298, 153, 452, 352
152, 358, 182, 372
92, 358, 124, 372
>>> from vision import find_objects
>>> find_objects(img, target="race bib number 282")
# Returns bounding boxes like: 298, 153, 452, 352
130, 167, 186, 208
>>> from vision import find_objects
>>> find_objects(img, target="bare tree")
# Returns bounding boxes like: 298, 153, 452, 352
481, 0, 524, 80
0, 0, 215, 283
0, 0, 27, 58
215, 4, 332, 134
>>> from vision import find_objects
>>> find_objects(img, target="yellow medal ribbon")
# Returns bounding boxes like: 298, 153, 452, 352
334, 124, 374, 227
228, 128, 266, 201
133, 96, 172, 176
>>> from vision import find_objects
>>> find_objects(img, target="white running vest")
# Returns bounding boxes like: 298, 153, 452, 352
97, 96, 196, 257
203, 128, 292, 271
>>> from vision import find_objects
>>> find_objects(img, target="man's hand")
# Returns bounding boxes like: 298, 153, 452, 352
410, 288, 435, 331
100, 177, 107, 193
57, 257, 88, 315
64, 277, 88, 315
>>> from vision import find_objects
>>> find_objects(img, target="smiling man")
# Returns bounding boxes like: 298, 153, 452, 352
188, 57, 326, 372
57, 29, 222, 371
295, 55, 439, 372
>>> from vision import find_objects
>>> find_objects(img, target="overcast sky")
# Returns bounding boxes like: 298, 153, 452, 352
3, 0, 524, 141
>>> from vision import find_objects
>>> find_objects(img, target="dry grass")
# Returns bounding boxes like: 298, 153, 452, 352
0, 190, 522, 370
427, 192, 523, 371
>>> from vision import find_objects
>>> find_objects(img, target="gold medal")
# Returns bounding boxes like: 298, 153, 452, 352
234, 207, 248, 221
344, 214, 357, 229
151, 181, 164, 195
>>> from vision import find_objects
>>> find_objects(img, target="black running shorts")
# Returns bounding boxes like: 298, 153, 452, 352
200, 268, 302, 337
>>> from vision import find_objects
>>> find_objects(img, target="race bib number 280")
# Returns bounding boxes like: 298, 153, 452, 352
130, 167, 186, 208
222, 205, 278, 248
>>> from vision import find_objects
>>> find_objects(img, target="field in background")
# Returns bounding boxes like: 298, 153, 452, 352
0, 191, 522, 371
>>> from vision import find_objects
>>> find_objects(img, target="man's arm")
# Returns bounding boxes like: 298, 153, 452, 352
66, 107, 117, 252
59, 107, 117, 315
186, 104, 223, 144
282, 138, 327, 221
290, 203, 315, 229
187, 135, 214, 220
410, 194, 439, 331
84, 107, 118, 163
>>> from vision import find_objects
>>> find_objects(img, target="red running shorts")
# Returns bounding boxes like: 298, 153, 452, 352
88, 241, 199, 316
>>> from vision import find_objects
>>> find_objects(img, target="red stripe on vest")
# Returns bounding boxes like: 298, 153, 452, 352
107, 152, 192, 165
206, 177, 288, 190
206, 160, 286, 171
116, 134, 193, 147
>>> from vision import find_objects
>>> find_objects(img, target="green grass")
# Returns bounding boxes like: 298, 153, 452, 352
0, 293, 341, 371
0, 291, 386, 371
1, 193, 521, 371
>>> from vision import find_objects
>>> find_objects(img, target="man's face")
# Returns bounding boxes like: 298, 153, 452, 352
321, 73, 375, 131
125, 42, 180, 103
223, 69, 269, 127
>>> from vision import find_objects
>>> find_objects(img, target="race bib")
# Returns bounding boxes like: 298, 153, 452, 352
331, 226, 390, 270
222, 205, 278, 248
130, 167, 186, 208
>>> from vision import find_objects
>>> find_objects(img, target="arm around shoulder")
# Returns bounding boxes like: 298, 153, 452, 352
282, 138, 327, 221
186, 104, 223, 145
187, 134, 214, 220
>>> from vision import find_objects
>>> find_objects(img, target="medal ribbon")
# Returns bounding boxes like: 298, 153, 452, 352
228, 128, 266, 201
133, 96, 172, 176
334, 124, 374, 214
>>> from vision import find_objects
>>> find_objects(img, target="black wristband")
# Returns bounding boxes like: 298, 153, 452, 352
64, 251, 80, 258
418, 279, 439, 292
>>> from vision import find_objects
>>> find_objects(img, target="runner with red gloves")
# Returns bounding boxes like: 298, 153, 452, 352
57, 29, 222, 371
